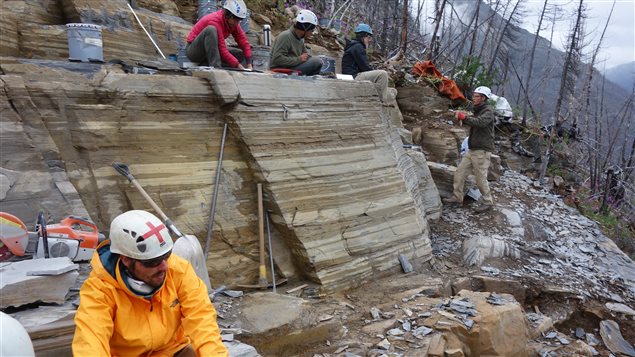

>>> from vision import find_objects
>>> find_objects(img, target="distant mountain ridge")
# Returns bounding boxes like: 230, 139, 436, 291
604, 61, 635, 92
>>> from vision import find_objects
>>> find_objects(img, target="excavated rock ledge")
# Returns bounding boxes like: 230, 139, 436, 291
0, 59, 440, 292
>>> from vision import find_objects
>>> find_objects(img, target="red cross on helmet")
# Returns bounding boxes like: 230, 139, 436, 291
109, 210, 173, 260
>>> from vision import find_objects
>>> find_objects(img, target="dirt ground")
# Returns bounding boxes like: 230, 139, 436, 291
217, 171, 635, 357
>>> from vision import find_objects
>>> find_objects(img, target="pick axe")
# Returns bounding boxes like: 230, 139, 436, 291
112, 162, 213, 293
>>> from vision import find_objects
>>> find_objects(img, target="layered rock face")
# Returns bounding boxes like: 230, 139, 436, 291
0, 0, 443, 291
1, 0, 191, 63
0, 59, 437, 291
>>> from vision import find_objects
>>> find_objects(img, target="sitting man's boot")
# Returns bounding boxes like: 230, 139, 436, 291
442, 196, 463, 205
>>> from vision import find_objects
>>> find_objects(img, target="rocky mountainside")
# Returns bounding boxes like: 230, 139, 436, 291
604, 61, 635, 92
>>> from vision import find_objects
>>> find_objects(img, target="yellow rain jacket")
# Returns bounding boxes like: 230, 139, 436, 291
72, 242, 228, 356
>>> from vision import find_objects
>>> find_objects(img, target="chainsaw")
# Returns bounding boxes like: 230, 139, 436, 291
0, 212, 105, 262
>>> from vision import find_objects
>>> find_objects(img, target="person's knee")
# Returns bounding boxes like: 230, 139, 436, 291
308, 57, 322, 73
202, 26, 218, 37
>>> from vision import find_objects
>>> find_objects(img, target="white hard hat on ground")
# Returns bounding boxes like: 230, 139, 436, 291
109, 210, 173, 260
223, 0, 248, 19
0, 312, 35, 357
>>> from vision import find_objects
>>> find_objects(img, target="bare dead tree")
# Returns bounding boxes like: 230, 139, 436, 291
540, 0, 586, 181
601, 95, 634, 172
624, 104, 635, 183
485, 0, 523, 76
429, 0, 447, 60
412, 0, 425, 35
575, 1, 614, 127
589, 76, 607, 191
619, 92, 635, 181
521, 0, 548, 126
400, 0, 409, 56
468, 0, 481, 58
477, 0, 504, 62
442, 2, 477, 65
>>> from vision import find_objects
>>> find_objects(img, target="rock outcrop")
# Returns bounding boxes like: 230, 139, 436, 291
0, 56, 438, 291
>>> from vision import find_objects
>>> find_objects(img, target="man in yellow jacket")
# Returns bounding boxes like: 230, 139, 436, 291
72, 210, 228, 357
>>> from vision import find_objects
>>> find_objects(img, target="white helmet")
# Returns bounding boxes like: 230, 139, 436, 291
110, 210, 173, 260
223, 0, 248, 19
295, 9, 318, 26
0, 312, 35, 357
474, 86, 492, 99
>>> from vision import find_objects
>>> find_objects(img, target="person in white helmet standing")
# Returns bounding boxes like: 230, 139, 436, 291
186, 0, 252, 70
269, 9, 323, 75
73, 210, 227, 357
341, 23, 390, 101
443, 86, 496, 213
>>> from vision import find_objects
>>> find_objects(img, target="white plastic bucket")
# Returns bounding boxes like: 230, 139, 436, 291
66, 23, 103, 62
252, 45, 270, 72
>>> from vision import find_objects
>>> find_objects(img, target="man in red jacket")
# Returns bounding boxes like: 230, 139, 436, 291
186, 0, 253, 70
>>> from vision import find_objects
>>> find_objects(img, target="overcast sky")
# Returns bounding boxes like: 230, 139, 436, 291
416, 0, 634, 70
514, 0, 634, 69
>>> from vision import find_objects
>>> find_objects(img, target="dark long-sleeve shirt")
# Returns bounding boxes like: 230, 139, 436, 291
465, 103, 495, 152
341, 40, 372, 77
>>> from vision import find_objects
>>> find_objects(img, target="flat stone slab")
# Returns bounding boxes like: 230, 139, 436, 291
235, 292, 307, 334
224, 341, 261, 357
0, 257, 79, 308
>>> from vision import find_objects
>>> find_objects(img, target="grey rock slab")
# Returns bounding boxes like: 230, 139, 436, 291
0, 257, 79, 308
223, 290, 244, 298
605, 302, 635, 316
586, 333, 600, 346
575, 327, 585, 339
480, 266, 500, 276
370, 307, 381, 320
599, 320, 635, 357
412, 326, 433, 337
462, 236, 520, 266
26, 257, 80, 276
500, 208, 522, 227
233, 292, 307, 334
376, 338, 391, 350
224, 341, 261, 357
387, 328, 404, 336
398, 254, 413, 273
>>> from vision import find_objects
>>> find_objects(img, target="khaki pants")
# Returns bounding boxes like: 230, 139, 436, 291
452, 149, 493, 205
356, 70, 389, 101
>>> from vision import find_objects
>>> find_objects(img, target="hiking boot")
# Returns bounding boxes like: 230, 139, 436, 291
474, 203, 493, 213
442, 196, 463, 205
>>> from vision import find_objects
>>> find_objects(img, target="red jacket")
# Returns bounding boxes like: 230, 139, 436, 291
186, 9, 252, 68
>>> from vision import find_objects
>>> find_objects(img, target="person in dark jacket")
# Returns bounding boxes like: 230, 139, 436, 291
443, 86, 496, 213
341, 24, 389, 101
